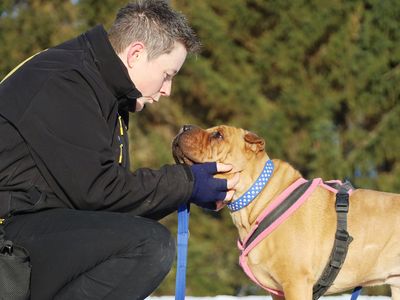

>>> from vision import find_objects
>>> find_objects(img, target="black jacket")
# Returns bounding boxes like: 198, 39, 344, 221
0, 25, 193, 219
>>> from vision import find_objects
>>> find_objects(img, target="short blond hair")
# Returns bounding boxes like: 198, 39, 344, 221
108, 0, 201, 59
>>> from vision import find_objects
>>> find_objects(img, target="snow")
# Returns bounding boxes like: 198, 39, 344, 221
147, 295, 390, 299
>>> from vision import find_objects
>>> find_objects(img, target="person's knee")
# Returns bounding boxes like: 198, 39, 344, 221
121, 219, 175, 274
146, 222, 176, 274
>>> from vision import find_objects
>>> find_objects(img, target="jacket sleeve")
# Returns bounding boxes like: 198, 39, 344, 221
17, 70, 193, 218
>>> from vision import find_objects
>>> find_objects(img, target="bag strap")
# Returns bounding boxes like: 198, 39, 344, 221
0, 219, 14, 255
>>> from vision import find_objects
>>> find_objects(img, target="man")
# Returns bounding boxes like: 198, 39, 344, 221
0, 1, 239, 299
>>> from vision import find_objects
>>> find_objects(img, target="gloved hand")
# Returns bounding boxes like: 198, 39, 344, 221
189, 162, 228, 210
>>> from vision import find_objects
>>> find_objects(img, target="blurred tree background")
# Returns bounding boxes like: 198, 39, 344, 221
1, 0, 399, 297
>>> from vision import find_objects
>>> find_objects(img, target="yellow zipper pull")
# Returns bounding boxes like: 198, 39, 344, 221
118, 115, 124, 136
119, 144, 123, 164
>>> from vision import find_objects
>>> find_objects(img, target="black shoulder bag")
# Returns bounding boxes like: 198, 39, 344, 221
0, 219, 31, 300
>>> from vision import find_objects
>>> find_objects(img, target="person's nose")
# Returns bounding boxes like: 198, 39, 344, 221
160, 80, 172, 97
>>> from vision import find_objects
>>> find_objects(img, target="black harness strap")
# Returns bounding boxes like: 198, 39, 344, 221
312, 183, 353, 300
245, 180, 313, 248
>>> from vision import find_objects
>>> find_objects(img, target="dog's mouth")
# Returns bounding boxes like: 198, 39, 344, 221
172, 134, 198, 165
172, 127, 231, 211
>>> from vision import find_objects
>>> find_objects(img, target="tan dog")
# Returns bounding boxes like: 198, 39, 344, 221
172, 125, 400, 300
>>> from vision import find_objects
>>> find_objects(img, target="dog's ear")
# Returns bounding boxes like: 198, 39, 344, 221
244, 131, 265, 153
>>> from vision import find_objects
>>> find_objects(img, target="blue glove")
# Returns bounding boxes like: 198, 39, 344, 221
189, 162, 227, 210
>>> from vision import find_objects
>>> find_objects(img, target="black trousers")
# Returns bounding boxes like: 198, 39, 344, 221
3, 208, 176, 300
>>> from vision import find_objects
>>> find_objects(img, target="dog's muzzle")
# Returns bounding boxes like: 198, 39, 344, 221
172, 124, 197, 164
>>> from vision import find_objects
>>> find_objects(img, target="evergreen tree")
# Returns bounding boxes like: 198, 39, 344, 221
0, 0, 79, 79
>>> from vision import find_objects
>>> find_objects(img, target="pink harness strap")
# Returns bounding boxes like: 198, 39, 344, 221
237, 178, 347, 296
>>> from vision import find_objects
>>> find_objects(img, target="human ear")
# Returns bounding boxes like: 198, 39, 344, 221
126, 42, 145, 68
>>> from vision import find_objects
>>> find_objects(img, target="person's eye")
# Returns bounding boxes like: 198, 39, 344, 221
165, 73, 173, 80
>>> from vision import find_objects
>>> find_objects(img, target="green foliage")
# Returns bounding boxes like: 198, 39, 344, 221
0, 0, 79, 78
77, 0, 127, 30
168, 0, 400, 193
1, 0, 399, 296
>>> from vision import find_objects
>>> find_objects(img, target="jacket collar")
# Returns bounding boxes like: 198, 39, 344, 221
84, 25, 141, 123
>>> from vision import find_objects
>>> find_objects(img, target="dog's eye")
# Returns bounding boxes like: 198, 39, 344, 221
211, 131, 223, 140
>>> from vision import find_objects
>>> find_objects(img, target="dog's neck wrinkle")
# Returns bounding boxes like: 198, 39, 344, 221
232, 159, 303, 241
230, 155, 269, 239
232, 155, 268, 200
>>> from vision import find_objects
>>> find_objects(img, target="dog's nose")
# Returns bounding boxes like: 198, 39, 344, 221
182, 125, 194, 132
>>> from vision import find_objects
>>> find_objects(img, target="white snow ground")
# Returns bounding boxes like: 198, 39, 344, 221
147, 295, 390, 299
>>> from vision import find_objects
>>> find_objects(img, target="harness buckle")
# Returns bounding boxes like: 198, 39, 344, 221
335, 192, 349, 213
335, 230, 350, 242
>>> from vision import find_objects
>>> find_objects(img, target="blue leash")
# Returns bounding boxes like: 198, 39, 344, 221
175, 203, 190, 300
350, 286, 362, 300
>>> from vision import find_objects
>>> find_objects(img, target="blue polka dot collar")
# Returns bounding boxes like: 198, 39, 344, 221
227, 159, 274, 212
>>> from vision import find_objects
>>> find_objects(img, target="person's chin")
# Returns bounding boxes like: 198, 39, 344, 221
135, 102, 145, 112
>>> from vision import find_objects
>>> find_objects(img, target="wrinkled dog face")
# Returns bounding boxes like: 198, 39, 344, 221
172, 125, 265, 171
